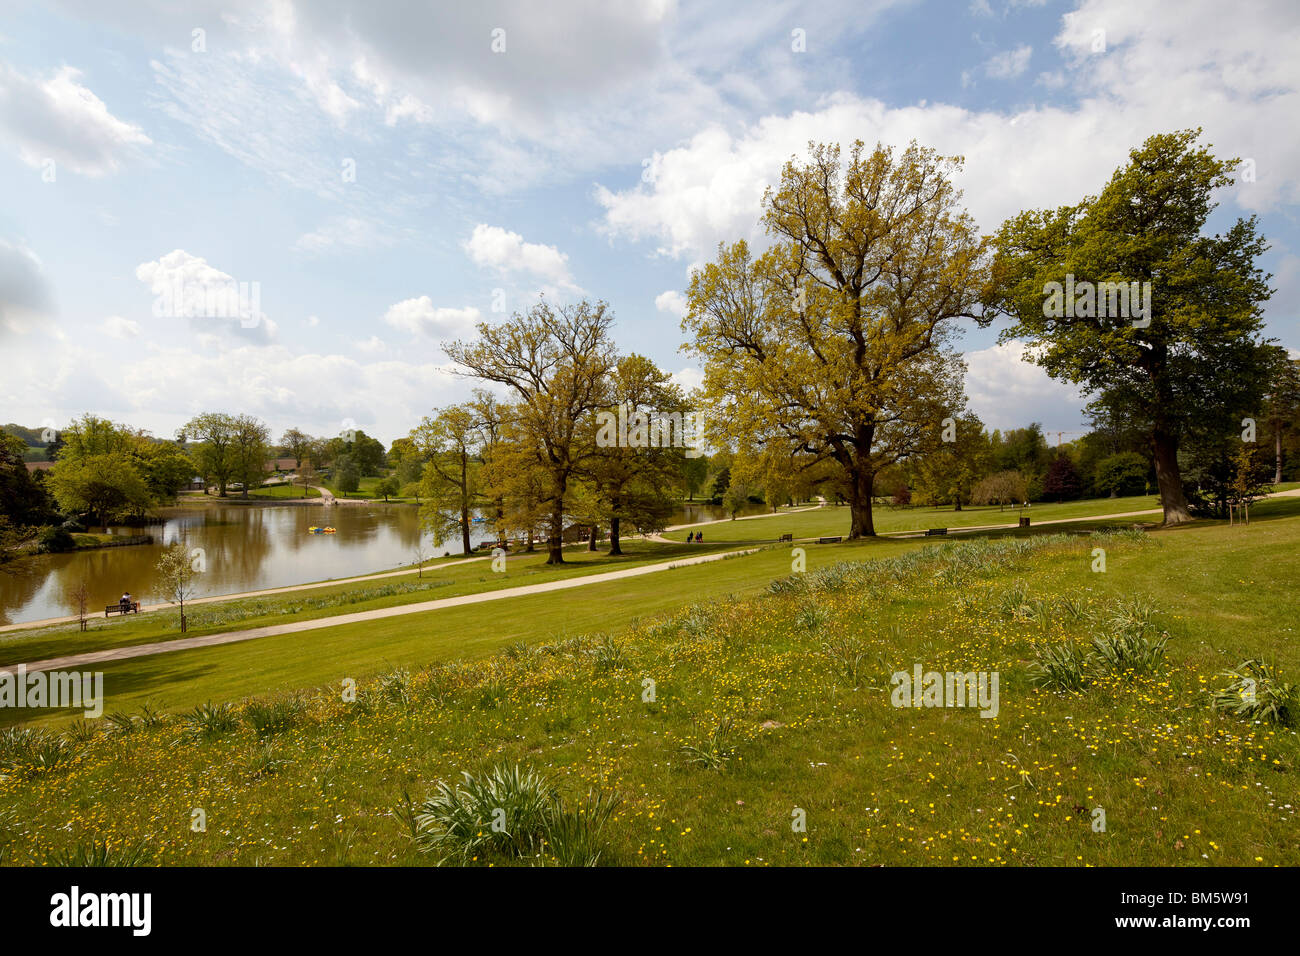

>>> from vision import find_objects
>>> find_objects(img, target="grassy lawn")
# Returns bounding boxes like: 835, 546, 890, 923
1, 505, 1297, 866
663, 493, 1166, 541
246, 483, 320, 500
0, 540, 741, 673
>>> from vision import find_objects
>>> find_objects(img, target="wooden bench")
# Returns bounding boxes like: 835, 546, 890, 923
105, 602, 140, 617
817, 536, 842, 544
924, 528, 948, 536
778, 533, 793, 542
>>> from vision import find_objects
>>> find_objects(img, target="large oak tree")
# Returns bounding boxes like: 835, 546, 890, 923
684, 140, 987, 537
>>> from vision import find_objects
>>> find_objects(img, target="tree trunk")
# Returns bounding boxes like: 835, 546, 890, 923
547, 501, 565, 565
525, 529, 535, 553
609, 516, 623, 555
1151, 426, 1193, 524
461, 504, 471, 555
1276, 428, 1284, 485
588, 525, 599, 551
847, 467, 876, 538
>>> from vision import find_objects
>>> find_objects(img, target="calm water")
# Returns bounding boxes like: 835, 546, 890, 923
0, 499, 769, 625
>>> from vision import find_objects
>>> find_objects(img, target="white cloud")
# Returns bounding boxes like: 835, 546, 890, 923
354, 335, 387, 354
670, 365, 703, 394
985, 45, 1032, 79
103, 315, 141, 339
655, 289, 688, 317
597, 0, 1300, 272
382, 296, 481, 340
0, 63, 149, 175
963, 340, 1086, 432
134, 249, 278, 343
463, 224, 580, 292
0, 239, 53, 335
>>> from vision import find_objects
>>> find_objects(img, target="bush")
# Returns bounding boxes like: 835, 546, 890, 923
1095, 452, 1148, 497
36, 525, 75, 553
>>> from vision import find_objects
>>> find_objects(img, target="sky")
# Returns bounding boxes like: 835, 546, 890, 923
1, 0, 1298, 447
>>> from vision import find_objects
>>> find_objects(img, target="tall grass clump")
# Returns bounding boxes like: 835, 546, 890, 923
1209, 660, 1297, 726
414, 763, 619, 866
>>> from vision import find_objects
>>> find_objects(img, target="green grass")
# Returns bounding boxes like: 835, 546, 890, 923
246, 483, 320, 500
663, 493, 1174, 542
0, 540, 739, 675
1, 510, 1296, 867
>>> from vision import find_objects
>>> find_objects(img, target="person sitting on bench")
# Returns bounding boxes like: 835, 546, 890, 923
120, 592, 133, 613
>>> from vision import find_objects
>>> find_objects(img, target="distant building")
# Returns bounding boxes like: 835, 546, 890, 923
264, 458, 299, 473
24, 461, 54, 472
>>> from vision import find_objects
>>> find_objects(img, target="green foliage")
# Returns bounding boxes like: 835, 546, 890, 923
1209, 660, 1296, 726
987, 129, 1274, 523
822, 635, 870, 686
178, 701, 240, 741
1095, 452, 1148, 497
243, 697, 306, 738
1028, 642, 1091, 691
679, 716, 736, 770
0, 727, 80, 779
36, 525, 75, 553
414, 763, 558, 864
46, 840, 153, 867
333, 455, 360, 495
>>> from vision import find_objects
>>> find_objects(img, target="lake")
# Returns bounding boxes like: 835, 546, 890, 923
0, 498, 766, 625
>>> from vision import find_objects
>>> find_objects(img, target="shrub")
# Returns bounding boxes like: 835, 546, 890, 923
245, 742, 294, 779
36, 525, 75, 553
541, 790, 621, 867
1095, 452, 1148, 497
590, 634, 628, 671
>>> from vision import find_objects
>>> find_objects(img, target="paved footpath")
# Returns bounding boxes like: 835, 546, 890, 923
9, 547, 756, 674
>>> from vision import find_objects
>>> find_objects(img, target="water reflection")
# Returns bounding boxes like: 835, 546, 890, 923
0, 499, 770, 625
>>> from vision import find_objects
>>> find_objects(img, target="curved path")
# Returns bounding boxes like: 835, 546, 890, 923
10, 547, 756, 674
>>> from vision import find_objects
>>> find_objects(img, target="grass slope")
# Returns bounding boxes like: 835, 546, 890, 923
1, 511, 1296, 866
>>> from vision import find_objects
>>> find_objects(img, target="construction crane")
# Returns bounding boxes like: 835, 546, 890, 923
1054, 430, 1088, 447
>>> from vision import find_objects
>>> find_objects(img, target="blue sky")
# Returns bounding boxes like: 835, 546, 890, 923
1, 0, 1297, 446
